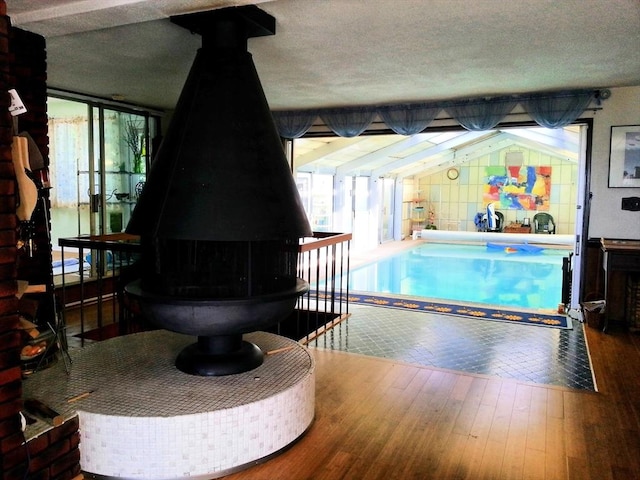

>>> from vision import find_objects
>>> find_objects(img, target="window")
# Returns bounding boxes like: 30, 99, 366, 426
48, 95, 160, 246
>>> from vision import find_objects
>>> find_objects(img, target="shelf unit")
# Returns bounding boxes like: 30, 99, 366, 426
78, 169, 146, 234
410, 197, 426, 232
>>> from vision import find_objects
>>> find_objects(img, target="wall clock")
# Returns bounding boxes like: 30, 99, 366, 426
446, 168, 459, 180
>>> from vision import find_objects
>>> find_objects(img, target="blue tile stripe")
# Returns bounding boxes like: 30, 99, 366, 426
311, 291, 571, 329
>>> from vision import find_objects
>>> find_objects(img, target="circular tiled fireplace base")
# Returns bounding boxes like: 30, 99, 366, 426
72, 330, 314, 479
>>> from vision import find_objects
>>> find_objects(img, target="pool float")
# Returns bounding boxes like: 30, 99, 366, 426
486, 242, 544, 254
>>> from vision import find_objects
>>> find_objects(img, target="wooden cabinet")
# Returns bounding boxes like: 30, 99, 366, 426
601, 238, 640, 330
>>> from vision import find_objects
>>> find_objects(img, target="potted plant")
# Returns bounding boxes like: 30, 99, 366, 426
425, 205, 438, 229
124, 119, 145, 174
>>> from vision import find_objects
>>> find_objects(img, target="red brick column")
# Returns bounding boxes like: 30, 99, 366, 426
0, 4, 81, 478
0, 2, 23, 478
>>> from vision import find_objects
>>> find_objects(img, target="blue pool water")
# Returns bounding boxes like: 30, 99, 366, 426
348, 243, 569, 310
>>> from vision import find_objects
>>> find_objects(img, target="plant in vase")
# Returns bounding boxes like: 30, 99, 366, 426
133, 155, 143, 174
425, 205, 438, 230
124, 119, 145, 174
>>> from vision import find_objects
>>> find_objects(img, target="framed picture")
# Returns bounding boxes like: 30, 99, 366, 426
608, 125, 640, 188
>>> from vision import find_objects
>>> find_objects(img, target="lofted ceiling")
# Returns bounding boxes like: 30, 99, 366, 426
9, 0, 640, 178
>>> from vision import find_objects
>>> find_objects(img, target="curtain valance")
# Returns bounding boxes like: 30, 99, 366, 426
521, 90, 596, 129
272, 89, 608, 139
378, 103, 441, 135
272, 110, 316, 139
319, 107, 377, 137
445, 96, 518, 131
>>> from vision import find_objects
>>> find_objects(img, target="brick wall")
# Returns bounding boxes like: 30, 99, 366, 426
0, 3, 82, 478
0, 2, 22, 477
3, 417, 81, 480
11, 20, 56, 326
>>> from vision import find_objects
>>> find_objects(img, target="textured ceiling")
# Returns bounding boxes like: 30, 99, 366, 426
8, 0, 640, 112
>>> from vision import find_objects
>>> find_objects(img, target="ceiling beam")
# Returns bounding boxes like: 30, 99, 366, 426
334, 135, 438, 175
498, 132, 578, 162
396, 136, 517, 179
293, 137, 356, 169
370, 131, 491, 177
506, 127, 579, 152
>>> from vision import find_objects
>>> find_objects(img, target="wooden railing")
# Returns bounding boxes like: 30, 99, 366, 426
284, 232, 352, 346
58, 232, 353, 345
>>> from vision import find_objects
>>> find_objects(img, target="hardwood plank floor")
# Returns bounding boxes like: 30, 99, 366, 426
60, 299, 640, 479
221, 325, 640, 480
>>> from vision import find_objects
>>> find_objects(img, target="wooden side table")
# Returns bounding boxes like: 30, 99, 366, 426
600, 238, 640, 331
504, 223, 531, 234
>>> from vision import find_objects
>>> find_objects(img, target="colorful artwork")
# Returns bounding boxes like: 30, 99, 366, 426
483, 165, 551, 210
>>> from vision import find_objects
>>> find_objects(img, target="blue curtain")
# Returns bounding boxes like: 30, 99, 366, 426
378, 103, 441, 135
523, 90, 595, 128
445, 96, 518, 131
272, 111, 316, 139
271, 89, 603, 138
320, 107, 376, 137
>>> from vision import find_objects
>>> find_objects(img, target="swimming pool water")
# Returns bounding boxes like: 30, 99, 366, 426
348, 243, 568, 311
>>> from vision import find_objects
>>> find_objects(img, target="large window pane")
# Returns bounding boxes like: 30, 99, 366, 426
48, 97, 91, 245
48, 96, 159, 248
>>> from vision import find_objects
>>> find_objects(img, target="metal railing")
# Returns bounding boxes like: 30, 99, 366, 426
58, 232, 353, 345
265, 232, 352, 345
291, 232, 352, 346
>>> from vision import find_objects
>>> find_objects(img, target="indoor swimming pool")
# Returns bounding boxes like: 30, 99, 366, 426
348, 242, 570, 311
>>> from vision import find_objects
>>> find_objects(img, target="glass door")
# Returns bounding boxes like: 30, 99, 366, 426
48, 96, 159, 280
49, 97, 157, 244
101, 108, 150, 236
352, 176, 374, 252
379, 177, 395, 243
48, 98, 93, 244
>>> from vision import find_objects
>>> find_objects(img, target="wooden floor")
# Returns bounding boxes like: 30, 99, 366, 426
222, 326, 640, 480
60, 300, 640, 480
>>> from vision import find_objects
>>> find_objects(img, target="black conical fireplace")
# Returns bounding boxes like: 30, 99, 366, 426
125, 6, 311, 376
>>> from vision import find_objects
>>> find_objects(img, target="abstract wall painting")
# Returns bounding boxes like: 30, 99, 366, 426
483, 165, 552, 210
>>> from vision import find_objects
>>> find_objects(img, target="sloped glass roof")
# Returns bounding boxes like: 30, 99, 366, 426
294, 126, 579, 178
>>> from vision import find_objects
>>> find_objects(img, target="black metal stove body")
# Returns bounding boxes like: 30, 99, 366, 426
125, 6, 311, 376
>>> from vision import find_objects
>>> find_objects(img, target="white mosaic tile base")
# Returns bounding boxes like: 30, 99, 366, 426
25, 330, 315, 480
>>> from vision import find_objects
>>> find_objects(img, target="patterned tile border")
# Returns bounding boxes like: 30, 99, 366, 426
313, 291, 571, 329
